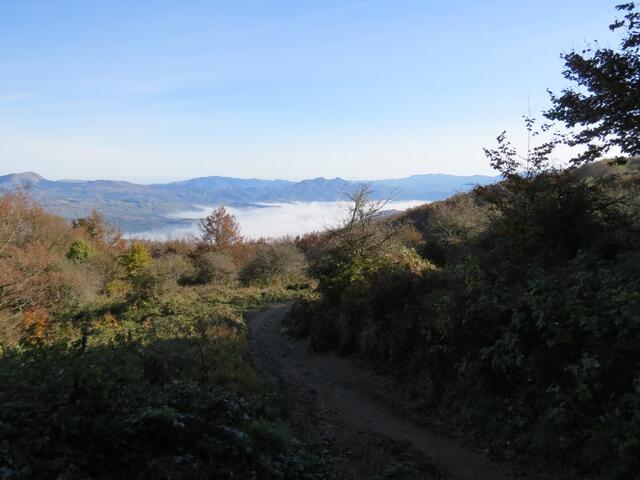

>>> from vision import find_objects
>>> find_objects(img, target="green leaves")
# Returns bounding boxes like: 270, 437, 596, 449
66, 240, 95, 264
291, 158, 640, 476
119, 242, 152, 279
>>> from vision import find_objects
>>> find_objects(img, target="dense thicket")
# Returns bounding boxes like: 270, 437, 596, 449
287, 160, 640, 477
287, 5, 640, 475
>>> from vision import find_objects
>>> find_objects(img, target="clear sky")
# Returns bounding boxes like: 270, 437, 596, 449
0, 1, 622, 182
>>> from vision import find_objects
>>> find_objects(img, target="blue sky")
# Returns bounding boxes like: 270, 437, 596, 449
0, 1, 622, 182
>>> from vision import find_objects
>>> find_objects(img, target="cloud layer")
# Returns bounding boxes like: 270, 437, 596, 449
134, 200, 426, 240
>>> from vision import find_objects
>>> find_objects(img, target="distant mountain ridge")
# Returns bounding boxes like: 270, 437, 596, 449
0, 171, 497, 232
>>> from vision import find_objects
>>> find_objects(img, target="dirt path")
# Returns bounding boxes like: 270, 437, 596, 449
248, 303, 548, 480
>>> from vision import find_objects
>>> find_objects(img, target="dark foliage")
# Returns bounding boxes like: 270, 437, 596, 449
546, 3, 640, 164
0, 308, 324, 479
288, 157, 640, 477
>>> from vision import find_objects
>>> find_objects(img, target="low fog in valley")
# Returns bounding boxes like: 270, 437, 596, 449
135, 200, 427, 239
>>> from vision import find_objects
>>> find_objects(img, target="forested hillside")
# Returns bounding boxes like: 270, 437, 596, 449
287, 158, 640, 476
285, 4, 640, 477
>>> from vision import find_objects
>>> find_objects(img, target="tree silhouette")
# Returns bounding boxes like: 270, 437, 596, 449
546, 3, 640, 164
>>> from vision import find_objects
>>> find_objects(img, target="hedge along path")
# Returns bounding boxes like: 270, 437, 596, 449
248, 303, 551, 480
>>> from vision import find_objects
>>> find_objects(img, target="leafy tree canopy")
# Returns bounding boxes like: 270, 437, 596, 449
120, 242, 151, 279
546, 3, 640, 164
198, 206, 243, 252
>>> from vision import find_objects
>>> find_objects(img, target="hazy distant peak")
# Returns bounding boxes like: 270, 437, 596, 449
0, 170, 498, 232
298, 177, 348, 183
0, 171, 46, 184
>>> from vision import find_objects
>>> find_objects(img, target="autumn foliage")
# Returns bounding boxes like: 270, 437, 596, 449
0, 192, 319, 479
197, 206, 243, 251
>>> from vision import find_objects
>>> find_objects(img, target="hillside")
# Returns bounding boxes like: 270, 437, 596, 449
0, 172, 496, 232
2, 157, 638, 479
399, 158, 640, 228
285, 158, 640, 477
0, 193, 332, 479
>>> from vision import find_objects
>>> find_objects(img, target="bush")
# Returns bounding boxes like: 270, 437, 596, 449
416, 193, 489, 266
119, 242, 152, 279
193, 251, 238, 284
288, 244, 432, 353
66, 239, 95, 264
0, 194, 80, 342
148, 253, 195, 290
239, 241, 307, 286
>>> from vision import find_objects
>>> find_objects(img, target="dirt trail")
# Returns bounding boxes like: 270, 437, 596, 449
248, 303, 547, 480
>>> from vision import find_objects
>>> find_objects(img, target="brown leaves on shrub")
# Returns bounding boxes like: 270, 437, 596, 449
21, 307, 50, 344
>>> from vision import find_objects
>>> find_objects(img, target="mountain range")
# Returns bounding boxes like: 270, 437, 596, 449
0, 171, 497, 232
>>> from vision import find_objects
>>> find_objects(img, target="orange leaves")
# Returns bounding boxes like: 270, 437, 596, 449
0, 239, 63, 312
21, 307, 50, 343
197, 206, 243, 252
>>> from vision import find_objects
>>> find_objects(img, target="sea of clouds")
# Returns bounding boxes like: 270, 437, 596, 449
132, 200, 427, 240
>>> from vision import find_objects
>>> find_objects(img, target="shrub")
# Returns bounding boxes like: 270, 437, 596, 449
104, 278, 131, 299
148, 253, 195, 290
66, 239, 95, 263
239, 241, 307, 286
0, 195, 77, 339
193, 251, 238, 284
119, 242, 152, 279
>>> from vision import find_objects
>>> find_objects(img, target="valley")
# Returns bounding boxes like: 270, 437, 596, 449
0, 172, 495, 233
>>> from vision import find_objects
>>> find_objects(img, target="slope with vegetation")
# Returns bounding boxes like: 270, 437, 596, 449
289, 157, 640, 476
2, 3, 639, 479
286, 4, 640, 478
0, 195, 324, 479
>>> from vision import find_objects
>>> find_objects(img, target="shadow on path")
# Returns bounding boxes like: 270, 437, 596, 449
248, 303, 548, 480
